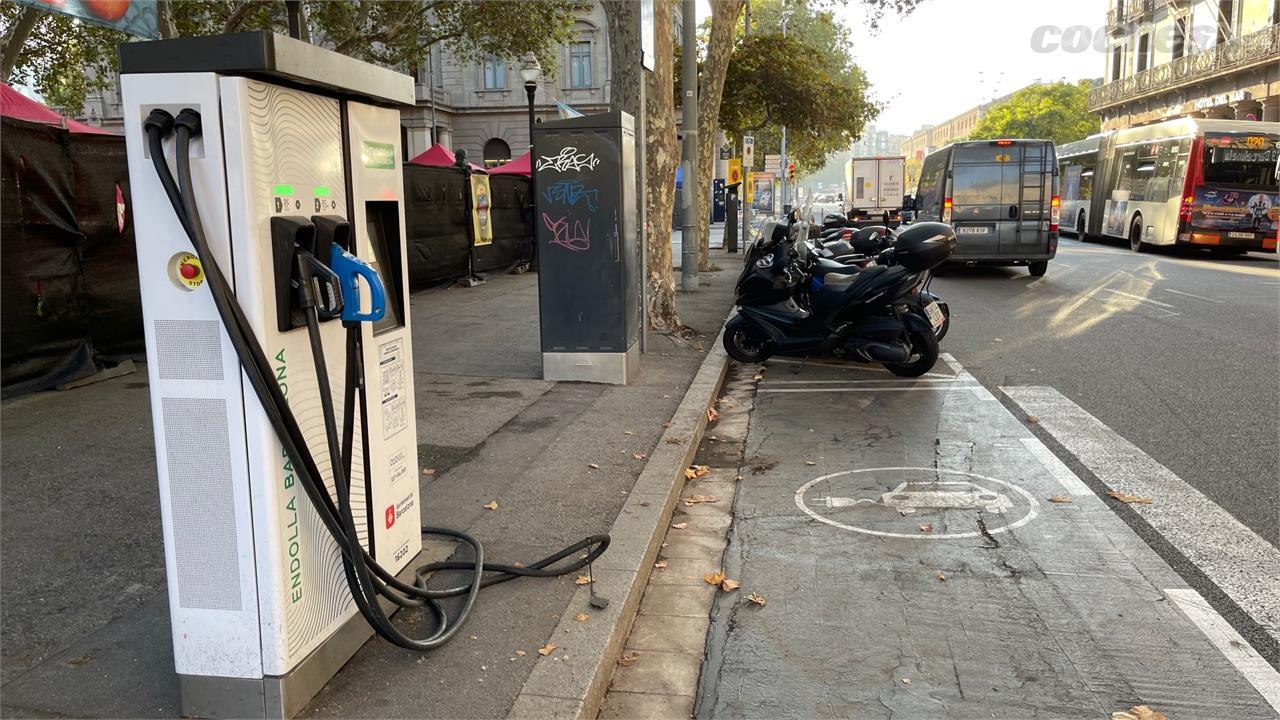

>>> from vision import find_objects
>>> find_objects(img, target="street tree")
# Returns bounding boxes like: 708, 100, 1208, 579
1, 0, 580, 115
966, 80, 1100, 146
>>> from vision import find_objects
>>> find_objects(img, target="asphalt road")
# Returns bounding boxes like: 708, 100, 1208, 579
930, 235, 1280, 545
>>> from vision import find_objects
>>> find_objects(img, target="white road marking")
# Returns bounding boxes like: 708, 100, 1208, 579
758, 385, 982, 394
767, 357, 956, 378
761, 378, 963, 385
1019, 437, 1094, 496
1164, 288, 1226, 304
1103, 288, 1176, 309
1166, 588, 1280, 712
939, 353, 964, 375
1001, 385, 1280, 645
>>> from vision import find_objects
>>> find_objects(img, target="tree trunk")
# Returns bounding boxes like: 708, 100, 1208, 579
1, 7, 41, 82
604, 0, 681, 332
643, 0, 681, 331
156, 0, 178, 39
695, 0, 743, 271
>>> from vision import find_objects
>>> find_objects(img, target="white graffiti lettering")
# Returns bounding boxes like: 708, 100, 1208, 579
537, 146, 601, 173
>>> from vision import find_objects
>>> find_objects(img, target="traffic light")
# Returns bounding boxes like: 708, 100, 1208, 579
786, 162, 796, 182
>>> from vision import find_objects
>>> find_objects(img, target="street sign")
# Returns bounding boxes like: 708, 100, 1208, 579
640, 0, 655, 71
742, 136, 755, 171
745, 172, 755, 203
727, 158, 742, 186
764, 153, 781, 175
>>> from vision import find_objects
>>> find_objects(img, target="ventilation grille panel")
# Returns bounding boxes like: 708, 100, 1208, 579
162, 397, 242, 611
155, 320, 224, 381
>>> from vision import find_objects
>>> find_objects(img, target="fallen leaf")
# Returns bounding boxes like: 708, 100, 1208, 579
422, 468, 436, 476
514, 650, 526, 657
938, 572, 947, 582
654, 561, 668, 569
683, 494, 718, 506
703, 569, 726, 586
618, 652, 639, 667
720, 578, 741, 592
1110, 706, 1168, 720
624, 430, 636, 435
1048, 495, 1073, 503
747, 592, 767, 606
483, 500, 499, 510
588, 463, 600, 469
1026, 415, 1040, 424
804, 460, 817, 466
918, 523, 934, 534
707, 407, 719, 422
574, 575, 593, 585
691, 464, 710, 478
901, 678, 912, 685
1108, 489, 1154, 504
633, 453, 647, 460
734, 475, 745, 482
753, 374, 764, 381
574, 613, 589, 622
671, 522, 689, 529
513, 561, 525, 568
683, 468, 697, 480
668, 437, 685, 445
639, 501, 651, 507
537, 643, 557, 656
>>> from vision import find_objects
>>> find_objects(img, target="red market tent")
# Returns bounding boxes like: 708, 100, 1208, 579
487, 150, 531, 177
1, 82, 116, 135
408, 142, 486, 172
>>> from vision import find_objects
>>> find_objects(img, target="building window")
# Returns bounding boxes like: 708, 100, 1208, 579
484, 138, 512, 163
1172, 16, 1187, 59
569, 41, 592, 88
431, 45, 444, 87
1111, 44, 1124, 81
1136, 33, 1150, 72
482, 57, 506, 90
1217, 0, 1234, 45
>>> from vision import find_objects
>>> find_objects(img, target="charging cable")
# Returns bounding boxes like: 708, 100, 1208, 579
144, 108, 609, 650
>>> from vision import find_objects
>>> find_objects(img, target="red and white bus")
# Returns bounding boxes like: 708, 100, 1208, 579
1057, 118, 1279, 255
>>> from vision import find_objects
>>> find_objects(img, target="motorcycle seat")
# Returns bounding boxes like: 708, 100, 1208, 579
813, 257, 864, 277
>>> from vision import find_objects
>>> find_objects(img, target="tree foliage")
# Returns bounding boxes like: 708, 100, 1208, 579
1, 0, 581, 115
966, 80, 1100, 146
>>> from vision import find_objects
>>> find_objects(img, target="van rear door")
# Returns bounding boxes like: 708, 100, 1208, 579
1004, 142, 1053, 256
950, 145, 1013, 257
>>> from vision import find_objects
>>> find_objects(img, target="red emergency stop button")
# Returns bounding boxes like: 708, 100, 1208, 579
172, 252, 204, 289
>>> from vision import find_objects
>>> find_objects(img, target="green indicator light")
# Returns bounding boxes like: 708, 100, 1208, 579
273, 184, 295, 196
314, 186, 331, 197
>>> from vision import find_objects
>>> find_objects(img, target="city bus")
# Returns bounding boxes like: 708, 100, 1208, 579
1057, 118, 1280, 255
914, 139, 1059, 276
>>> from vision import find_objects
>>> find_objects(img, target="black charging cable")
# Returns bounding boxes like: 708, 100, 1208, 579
145, 108, 609, 650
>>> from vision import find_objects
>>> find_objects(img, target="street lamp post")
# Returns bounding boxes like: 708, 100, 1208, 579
779, 10, 793, 216
519, 54, 542, 253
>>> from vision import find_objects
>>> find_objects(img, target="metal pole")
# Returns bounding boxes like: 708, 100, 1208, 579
778, 12, 792, 216
526, 81, 537, 266
428, 46, 438, 144
679, 0, 699, 291
639, 67, 649, 351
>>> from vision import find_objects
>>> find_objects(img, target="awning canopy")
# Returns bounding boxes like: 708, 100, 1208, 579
487, 150, 531, 176
1, 82, 116, 135
408, 142, 486, 172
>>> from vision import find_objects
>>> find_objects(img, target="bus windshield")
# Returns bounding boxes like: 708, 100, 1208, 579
1201, 134, 1280, 188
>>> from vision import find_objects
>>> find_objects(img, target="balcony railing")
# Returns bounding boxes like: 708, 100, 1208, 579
1088, 24, 1280, 111
1107, 0, 1157, 31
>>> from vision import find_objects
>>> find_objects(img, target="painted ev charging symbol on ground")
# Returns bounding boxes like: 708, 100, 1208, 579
795, 467, 1039, 539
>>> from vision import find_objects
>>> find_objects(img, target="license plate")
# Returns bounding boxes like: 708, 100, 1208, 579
957, 226, 990, 235
1227, 231, 1255, 239
924, 301, 945, 330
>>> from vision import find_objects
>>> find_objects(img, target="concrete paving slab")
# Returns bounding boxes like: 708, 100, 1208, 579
608, 651, 703, 696
625, 615, 710, 655
597, 690, 693, 719
696, 357, 1280, 720
637, 584, 719, 620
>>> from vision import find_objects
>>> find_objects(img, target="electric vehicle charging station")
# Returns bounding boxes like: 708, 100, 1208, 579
120, 33, 422, 718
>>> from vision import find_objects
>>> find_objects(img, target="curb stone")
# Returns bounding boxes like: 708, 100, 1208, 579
508, 326, 731, 720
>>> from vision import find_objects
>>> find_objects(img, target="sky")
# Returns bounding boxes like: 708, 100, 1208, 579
729, 0, 1110, 137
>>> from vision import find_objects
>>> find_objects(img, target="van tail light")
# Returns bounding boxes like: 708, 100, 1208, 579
1049, 195, 1060, 233
942, 197, 953, 224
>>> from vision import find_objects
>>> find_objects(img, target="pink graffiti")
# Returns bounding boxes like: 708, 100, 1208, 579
542, 213, 591, 252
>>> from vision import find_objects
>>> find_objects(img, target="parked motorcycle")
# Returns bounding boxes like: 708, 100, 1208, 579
724, 221, 956, 376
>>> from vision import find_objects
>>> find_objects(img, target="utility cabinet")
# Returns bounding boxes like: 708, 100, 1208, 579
533, 110, 640, 384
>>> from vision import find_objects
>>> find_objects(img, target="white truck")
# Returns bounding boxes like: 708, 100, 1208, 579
844, 155, 907, 227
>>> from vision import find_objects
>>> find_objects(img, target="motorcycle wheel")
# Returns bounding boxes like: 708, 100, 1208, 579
723, 325, 775, 364
885, 326, 939, 377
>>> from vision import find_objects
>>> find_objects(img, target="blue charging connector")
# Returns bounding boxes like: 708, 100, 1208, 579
329, 246, 387, 323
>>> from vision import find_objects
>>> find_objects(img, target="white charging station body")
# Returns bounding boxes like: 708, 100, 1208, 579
120, 33, 421, 718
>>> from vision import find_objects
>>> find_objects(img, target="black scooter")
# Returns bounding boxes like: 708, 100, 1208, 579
724, 221, 956, 377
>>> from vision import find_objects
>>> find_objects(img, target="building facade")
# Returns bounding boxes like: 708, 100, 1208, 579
849, 125, 910, 157
405, 2, 612, 164
900, 88, 1023, 160
1089, 0, 1280, 130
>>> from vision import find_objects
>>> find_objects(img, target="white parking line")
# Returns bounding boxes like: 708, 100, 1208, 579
1166, 588, 1280, 712
1001, 385, 1280, 646
1164, 288, 1226, 304
758, 385, 982, 394
1103, 288, 1177, 309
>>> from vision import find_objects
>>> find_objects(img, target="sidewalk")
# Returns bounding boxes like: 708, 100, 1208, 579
0, 252, 741, 719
